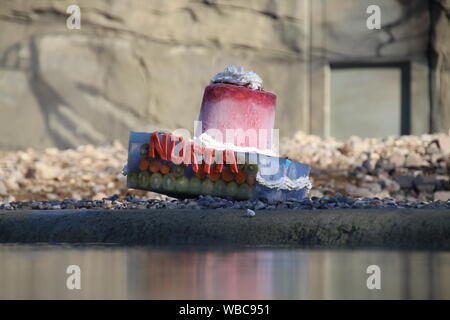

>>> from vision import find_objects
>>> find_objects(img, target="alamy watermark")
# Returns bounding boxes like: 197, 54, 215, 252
366, 265, 381, 290
66, 265, 81, 290
66, 5, 81, 30
366, 5, 381, 30
168, 121, 280, 175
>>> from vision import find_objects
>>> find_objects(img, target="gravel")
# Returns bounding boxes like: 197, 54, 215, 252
1, 132, 449, 203
1, 194, 449, 211
281, 132, 450, 201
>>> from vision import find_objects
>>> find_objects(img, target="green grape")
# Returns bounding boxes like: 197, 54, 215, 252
188, 177, 202, 195
236, 184, 252, 200
226, 181, 238, 197
172, 165, 185, 178
176, 176, 189, 193
244, 163, 259, 175
150, 172, 163, 189
140, 143, 149, 158
162, 173, 177, 192
201, 179, 214, 195
138, 171, 151, 188
128, 172, 138, 188
213, 180, 226, 197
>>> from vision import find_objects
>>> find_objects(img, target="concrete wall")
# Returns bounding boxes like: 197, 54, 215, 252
308, 0, 430, 137
0, 0, 445, 149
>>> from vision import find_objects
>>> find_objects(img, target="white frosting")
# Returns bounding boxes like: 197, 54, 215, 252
210, 65, 263, 90
194, 132, 276, 156
196, 132, 312, 191
256, 172, 312, 191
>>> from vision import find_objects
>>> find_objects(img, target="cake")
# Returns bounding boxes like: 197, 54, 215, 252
198, 65, 276, 151
125, 65, 311, 201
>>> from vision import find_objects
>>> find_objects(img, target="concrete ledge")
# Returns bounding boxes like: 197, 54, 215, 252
0, 209, 449, 249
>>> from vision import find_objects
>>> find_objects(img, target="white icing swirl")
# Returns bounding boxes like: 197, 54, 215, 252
256, 173, 312, 191
196, 133, 312, 191
210, 65, 263, 90
194, 132, 276, 156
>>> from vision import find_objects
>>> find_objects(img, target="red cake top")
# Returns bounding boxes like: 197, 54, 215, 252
203, 83, 276, 106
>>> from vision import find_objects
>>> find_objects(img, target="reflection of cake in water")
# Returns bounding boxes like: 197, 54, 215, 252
198, 65, 276, 151
125, 65, 311, 201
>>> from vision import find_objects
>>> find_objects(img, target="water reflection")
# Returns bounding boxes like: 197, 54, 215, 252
0, 245, 449, 299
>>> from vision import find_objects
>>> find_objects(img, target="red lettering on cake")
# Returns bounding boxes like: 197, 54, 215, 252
190, 142, 205, 173
168, 134, 176, 161
182, 140, 191, 167
162, 133, 170, 159
203, 148, 215, 174
149, 132, 168, 160
214, 152, 224, 173
149, 132, 239, 174
224, 149, 238, 173
170, 136, 186, 165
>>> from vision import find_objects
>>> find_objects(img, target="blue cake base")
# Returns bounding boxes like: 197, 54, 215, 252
126, 132, 311, 201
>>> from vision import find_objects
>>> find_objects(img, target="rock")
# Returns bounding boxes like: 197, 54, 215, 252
350, 140, 370, 154
362, 159, 374, 172
208, 201, 222, 209
104, 194, 120, 201
426, 141, 441, 154
344, 185, 372, 198
440, 179, 450, 190
389, 152, 405, 167
379, 178, 401, 193
434, 191, 450, 201
35, 162, 58, 180
414, 175, 437, 193
308, 189, 324, 198
362, 183, 382, 194
430, 153, 445, 165
255, 201, 266, 210
405, 153, 428, 167
186, 201, 199, 209
416, 184, 436, 193
93, 193, 107, 201
245, 209, 256, 217
438, 136, 450, 155
393, 175, 415, 189
2, 202, 12, 210
102, 200, 112, 209
375, 158, 395, 171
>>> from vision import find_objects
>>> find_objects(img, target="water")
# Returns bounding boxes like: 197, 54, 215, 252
0, 245, 449, 299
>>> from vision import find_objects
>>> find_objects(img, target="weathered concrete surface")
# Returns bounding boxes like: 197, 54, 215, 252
0, 209, 449, 249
